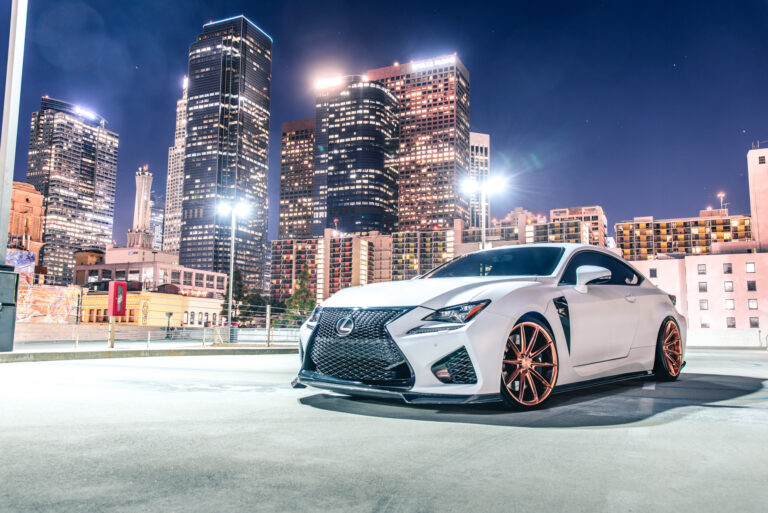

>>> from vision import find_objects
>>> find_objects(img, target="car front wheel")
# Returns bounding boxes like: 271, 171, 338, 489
500, 318, 559, 410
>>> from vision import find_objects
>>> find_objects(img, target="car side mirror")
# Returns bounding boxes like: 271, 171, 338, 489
574, 265, 611, 294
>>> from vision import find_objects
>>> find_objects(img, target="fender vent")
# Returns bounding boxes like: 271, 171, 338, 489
553, 296, 571, 353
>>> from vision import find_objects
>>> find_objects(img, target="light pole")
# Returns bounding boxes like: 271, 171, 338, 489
218, 200, 250, 329
463, 175, 507, 250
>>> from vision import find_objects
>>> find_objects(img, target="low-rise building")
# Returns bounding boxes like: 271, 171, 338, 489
550, 205, 607, 247
7, 181, 44, 265
79, 289, 223, 327
74, 246, 227, 298
615, 208, 752, 261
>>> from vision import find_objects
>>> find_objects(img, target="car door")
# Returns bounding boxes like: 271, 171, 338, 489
558, 251, 641, 366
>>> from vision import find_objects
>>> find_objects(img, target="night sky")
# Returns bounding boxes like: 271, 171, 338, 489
2, 0, 767, 244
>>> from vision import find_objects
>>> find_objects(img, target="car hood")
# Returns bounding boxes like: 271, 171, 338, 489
321, 276, 541, 310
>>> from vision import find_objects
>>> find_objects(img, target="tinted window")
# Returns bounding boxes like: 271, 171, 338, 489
424, 246, 565, 278
559, 251, 641, 286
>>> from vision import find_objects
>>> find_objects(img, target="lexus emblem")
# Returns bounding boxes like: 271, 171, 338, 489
335, 316, 355, 337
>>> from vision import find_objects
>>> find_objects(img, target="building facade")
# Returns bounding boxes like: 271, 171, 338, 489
469, 132, 490, 229
550, 206, 607, 247
26, 97, 118, 284
150, 191, 164, 251
74, 246, 227, 298
179, 16, 272, 291
367, 54, 471, 231
615, 209, 751, 261
162, 77, 188, 254
278, 119, 315, 239
312, 76, 399, 235
633, 252, 766, 331
747, 142, 768, 252
7, 181, 44, 260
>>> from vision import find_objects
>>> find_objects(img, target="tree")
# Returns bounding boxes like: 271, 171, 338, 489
280, 265, 316, 327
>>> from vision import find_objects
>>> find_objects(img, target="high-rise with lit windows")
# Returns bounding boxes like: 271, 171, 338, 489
179, 16, 272, 291
469, 132, 490, 228
26, 97, 118, 284
550, 206, 607, 247
162, 76, 187, 254
278, 119, 314, 239
313, 75, 399, 235
366, 54, 471, 231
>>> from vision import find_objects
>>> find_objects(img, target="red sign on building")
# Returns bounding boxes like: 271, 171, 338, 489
107, 281, 127, 317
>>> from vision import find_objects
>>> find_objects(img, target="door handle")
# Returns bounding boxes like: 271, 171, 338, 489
625, 293, 636, 303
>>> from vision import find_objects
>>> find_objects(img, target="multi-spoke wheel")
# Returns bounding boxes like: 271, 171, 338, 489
654, 318, 683, 381
500, 319, 559, 410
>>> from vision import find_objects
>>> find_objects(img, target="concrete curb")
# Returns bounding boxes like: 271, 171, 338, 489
0, 347, 298, 364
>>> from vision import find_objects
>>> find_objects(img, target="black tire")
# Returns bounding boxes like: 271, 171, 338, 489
500, 316, 559, 410
654, 317, 683, 381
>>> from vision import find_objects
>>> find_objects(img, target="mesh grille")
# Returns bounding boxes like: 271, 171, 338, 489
308, 308, 413, 386
433, 346, 477, 384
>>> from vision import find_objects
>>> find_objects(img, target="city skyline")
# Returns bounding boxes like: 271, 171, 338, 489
2, 1, 768, 245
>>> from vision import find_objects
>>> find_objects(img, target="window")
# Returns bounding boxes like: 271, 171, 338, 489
183, 311, 188, 324
115, 270, 126, 280
206, 275, 214, 288
697, 264, 706, 275
101, 269, 112, 280
171, 271, 181, 285
558, 251, 641, 286
724, 281, 733, 292
700, 318, 710, 329
750, 317, 760, 329
212, 313, 217, 325
216, 276, 225, 290
760, 155, 766, 164
699, 299, 708, 310
89, 309, 95, 323
183, 272, 193, 286
727, 317, 736, 328
698, 282, 707, 293
427, 246, 565, 279
649, 268, 657, 278
723, 263, 732, 274
190, 312, 195, 324
725, 299, 735, 310
195, 273, 204, 287
749, 299, 758, 310
129, 309, 136, 323
748, 280, 757, 291
746, 262, 755, 273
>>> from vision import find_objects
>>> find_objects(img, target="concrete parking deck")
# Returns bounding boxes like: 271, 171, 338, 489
1, 350, 766, 512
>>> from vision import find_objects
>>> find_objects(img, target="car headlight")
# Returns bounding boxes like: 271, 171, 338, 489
422, 300, 490, 324
306, 306, 322, 327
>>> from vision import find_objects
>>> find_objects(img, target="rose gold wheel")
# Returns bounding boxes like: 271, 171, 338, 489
501, 321, 558, 408
660, 319, 683, 377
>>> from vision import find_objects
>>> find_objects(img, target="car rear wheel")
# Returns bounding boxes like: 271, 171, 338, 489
654, 317, 683, 381
500, 319, 559, 410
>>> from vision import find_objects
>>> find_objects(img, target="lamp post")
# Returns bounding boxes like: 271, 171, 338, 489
217, 200, 250, 329
463, 175, 507, 250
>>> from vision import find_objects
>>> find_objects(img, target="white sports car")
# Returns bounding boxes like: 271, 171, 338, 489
294, 244, 686, 409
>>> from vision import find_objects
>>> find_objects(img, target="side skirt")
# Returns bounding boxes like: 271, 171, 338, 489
553, 370, 653, 395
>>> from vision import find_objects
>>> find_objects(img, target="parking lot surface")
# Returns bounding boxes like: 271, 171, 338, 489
1, 350, 766, 512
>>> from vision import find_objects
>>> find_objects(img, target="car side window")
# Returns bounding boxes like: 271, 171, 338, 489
559, 251, 642, 286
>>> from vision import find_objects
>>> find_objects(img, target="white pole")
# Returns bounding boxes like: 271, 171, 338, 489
0, 0, 28, 260
228, 209, 235, 329
146, 330, 150, 349
265, 304, 271, 347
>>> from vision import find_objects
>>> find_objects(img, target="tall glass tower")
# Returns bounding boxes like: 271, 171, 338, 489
312, 76, 399, 235
26, 97, 118, 284
179, 16, 272, 291
162, 76, 187, 254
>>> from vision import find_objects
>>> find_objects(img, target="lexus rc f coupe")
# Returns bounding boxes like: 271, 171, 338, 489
294, 244, 686, 409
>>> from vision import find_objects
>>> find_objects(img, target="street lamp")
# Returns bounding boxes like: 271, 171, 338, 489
463, 175, 507, 250
218, 200, 250, 330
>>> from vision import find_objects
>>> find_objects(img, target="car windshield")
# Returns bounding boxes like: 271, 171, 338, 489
423, 246, 565, 279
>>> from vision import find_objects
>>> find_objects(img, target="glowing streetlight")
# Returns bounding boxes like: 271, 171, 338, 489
463, 175, 507, 250
218, 200, 250, 330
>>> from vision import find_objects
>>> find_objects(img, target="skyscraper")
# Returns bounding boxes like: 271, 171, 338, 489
162, 76, 187, 254
150, 191, 164, 251
278, 119, 314, 239
469, 132, 490, 229
313, 75, 399, 235
747, 142, 768, 251
366, 54, 471, 231
127, 165, 154, 249
26, 97, 118, 284
179, 16, 272, 291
